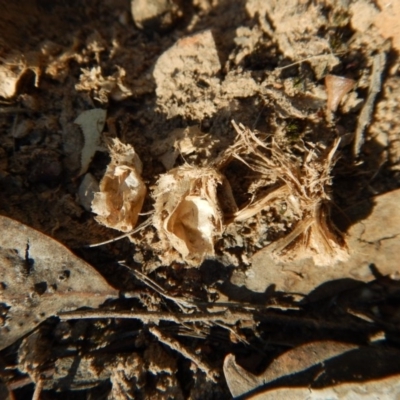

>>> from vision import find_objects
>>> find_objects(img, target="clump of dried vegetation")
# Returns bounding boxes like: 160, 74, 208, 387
225, 121, 348, 266
92, 120, 347, 267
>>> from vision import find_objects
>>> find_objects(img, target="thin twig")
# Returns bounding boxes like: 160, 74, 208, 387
58, 308, 374, 331
126, 267, 195, 311
59, 309, 252, 324
7, 369, 55, 391
84, 218, 152, 247
275, 52, 344, 71
32, 379, 44, 400
149, 325, 219, 382
353, 48, 389, 157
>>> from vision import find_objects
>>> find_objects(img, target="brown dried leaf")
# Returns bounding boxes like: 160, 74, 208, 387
0, 215, 118, 351
92, 138, 146, 232
325, 74, 356, 115
152, 165, 234, 266
224, 341, 358, 398
224, 342, 400, 399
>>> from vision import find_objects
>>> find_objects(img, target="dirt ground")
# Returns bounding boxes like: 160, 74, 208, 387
1, 0, 400, 399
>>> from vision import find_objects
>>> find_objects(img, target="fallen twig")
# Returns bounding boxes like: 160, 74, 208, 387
353, 47, 389, 157
149, 325, 219, 383
84, 218, 152, 247
32, 379, 44, 400
274, 52, 344, 71
127, 266, 195, 311
59, 309, 252, 324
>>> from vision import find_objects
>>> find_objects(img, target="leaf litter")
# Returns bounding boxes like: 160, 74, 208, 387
0, 0, 400, 398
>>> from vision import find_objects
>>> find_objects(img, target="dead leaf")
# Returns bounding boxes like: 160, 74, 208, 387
74, 108, 107, 176
325, 74, 356, 116
246, 376, 400, 400
224, 342, 400, 399
224, 341, 357, 398
0, 215, 118, 351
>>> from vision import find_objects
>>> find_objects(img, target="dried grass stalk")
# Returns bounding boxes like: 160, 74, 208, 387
229, 121, 348, 266
153, 165, 235, 266
91, 138, 146, 232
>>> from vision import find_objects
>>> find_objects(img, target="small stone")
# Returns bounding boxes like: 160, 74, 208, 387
131, 0, 183, 31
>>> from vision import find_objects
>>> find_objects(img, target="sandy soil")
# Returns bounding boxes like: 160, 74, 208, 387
1, 0, 400, 399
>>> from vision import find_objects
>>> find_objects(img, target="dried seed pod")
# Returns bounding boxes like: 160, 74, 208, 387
325, 74, 355, 116
91, 138, 146, 232
153, 165, 235, 266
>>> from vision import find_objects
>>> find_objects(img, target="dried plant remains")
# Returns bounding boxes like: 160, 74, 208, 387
152, 165, 236, 266
91, 138, 146, 232
325, 74, 355, 119
225, 121, 348, 266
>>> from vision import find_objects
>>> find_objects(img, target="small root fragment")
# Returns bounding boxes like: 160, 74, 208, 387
149, 325, 219, 383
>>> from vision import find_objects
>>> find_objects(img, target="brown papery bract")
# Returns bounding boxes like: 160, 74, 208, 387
91, 138, 146, 232
152, 165, 236, 267
325, 74, 355, 117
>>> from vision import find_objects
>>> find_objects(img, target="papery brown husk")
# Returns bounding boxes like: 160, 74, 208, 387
152, 165, 236, 266
91, 138, 146, 232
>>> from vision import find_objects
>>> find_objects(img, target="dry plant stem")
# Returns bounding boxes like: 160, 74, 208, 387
353, 49, 388, 157
59, 309, 252, 324
7, 369, 55, 391
274, 52, 345, 71
85, 218, 152, 247
58, 309, 374, 332
235, 185, 290, 221
32, 379, 44, 400
128, 267, 195, 311
148, 325, 219, 383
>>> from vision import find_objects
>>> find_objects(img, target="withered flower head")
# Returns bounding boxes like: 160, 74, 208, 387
152, 165, 235, 266
91, 138, 146, 232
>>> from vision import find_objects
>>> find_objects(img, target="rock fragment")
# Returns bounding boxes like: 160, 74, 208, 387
131, 0, 183, 31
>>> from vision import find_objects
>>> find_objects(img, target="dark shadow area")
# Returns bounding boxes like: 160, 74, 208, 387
238, 344, 400, 400
303, 278, 364, 303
